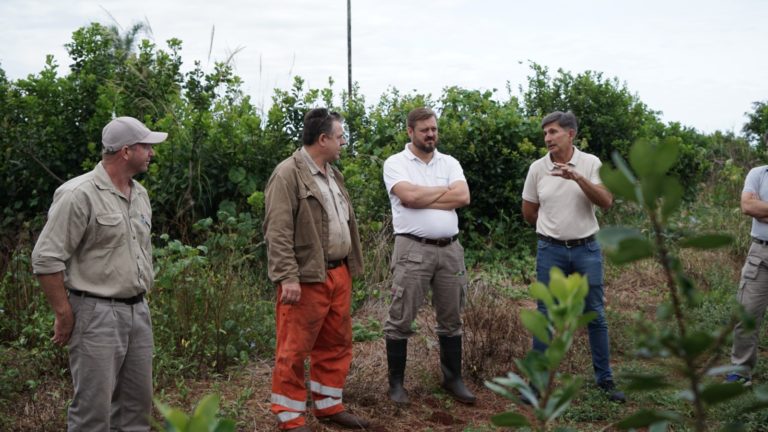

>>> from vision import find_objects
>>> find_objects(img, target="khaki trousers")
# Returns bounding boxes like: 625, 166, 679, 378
384, 235, 468, 340
731, 241, 768, 374
67, 294, 153, 432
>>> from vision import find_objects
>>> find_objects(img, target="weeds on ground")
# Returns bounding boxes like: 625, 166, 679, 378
151, 210, 275, 385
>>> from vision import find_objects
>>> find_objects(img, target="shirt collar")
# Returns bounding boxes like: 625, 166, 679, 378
544, 146, 583, 170
404, 143, 442, 163
93, 161, 135, 194
301, 146, 333, 178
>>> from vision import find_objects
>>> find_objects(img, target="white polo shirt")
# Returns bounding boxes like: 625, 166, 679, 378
383, 144, 466, 239
522, 147, 603, 240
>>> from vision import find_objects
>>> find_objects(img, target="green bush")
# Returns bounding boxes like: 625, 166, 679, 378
150, 211, 274, 382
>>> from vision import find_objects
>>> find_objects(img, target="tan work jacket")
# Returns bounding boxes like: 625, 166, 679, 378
263, 149, 363, 284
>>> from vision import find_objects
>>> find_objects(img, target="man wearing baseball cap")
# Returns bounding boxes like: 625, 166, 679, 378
32, 116, 166, 431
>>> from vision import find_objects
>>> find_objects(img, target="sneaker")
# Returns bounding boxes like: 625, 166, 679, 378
725, 373, 752, 387
597, 379, 626, 403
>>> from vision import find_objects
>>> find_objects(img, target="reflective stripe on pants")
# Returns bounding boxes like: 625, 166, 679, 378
271, 264, 353, 429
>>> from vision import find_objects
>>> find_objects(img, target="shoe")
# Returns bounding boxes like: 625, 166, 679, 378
319, 411, 370, 429
597, 379, 626, 403
725, 373, 752, 387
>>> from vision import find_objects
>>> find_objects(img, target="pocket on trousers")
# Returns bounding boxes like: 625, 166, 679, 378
742, 255, 761, 280
389, 284, 406, 321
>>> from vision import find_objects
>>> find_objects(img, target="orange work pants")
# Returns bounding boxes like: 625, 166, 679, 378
270, 264, 353, 430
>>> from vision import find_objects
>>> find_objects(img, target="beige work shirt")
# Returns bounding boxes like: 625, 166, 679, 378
31, 162, 154, 298
301, 147, 351, 261
522, 147, 603, 240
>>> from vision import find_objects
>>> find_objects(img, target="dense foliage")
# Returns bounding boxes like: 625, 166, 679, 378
1, 21, 767, 429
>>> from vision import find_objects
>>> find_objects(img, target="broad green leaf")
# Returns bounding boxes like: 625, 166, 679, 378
599, 165, 637, 202
491, 411, 530, 427
187, 415, 212, 432
641, 174, 663, 210
214, 419, 237, 432
516, 351, 550, 392
490, 372, 528, 388
160, 408, 190, 430
529, 282, 554, 308
521, 309, 550, 345
623, 373, 672, 391
606, 237, 654, 264
616, 409, 684, 429
612, 151, 637, 182
700, 383, 749, 405
485, 381, 518, 400
155, 399, 191, 430
576, 311, 598, 328
546, 338, 567, 368
661, 177, 684, 220
545, 378, 583, 421
597, 226, 643, 250
649, 421, 670, 432
629, 139, 656, 178
679, 234, 733, 249
193, 394, 220, 420
655, 138, 681, 175
549, 269, 569, 300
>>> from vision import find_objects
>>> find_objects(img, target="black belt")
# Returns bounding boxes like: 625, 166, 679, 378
397, 233, 458, 247
753, 237, 768, 246
68, 289, 145, 305
538, 233, 595, 248
327, 259, 346, 269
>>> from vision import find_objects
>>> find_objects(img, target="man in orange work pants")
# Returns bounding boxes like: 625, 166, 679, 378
264, 108, 369, 431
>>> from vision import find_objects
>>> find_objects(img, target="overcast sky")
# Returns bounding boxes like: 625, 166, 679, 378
1, 0, 766, 134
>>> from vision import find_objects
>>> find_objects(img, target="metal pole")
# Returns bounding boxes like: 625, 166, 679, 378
347, 0, 352, 99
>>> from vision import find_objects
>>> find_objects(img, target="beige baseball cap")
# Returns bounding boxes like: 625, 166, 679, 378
102, 116, 168, 152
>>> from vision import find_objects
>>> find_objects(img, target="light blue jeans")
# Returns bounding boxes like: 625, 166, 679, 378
532, 238, 614, 383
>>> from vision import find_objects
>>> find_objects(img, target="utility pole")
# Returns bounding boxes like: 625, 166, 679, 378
347, 0, 352, 99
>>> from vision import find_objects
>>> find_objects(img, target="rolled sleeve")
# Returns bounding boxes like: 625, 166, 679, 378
32, 189, 89, 275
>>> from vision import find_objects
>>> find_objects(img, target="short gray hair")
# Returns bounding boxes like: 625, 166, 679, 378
541, 111, 578, 133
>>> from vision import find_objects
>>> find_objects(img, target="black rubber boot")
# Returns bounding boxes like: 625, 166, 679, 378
438, 335, 477, 405
386, 338, 410, 404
